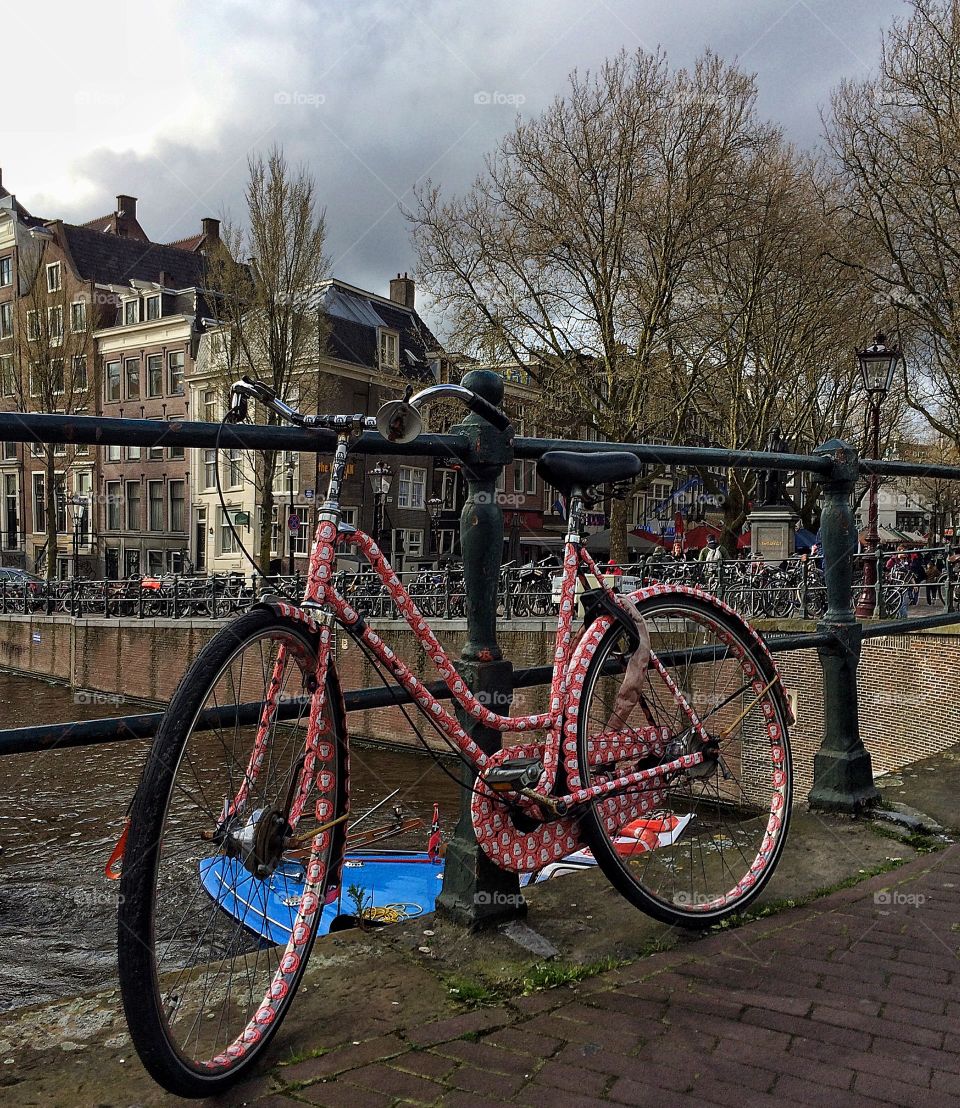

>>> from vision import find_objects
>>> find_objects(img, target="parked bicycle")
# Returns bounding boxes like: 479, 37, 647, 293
115, 377, 793, 1097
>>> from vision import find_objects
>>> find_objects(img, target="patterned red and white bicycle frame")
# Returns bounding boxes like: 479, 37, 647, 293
246, 484, 788, 880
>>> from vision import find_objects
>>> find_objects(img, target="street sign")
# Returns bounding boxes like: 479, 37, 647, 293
304, 488, 315, 501
234, 511, 250, 526
287, 514, 300, 532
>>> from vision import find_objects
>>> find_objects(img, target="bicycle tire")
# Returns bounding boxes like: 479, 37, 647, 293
576, 590, 792, 928
118, 606, 348, 1097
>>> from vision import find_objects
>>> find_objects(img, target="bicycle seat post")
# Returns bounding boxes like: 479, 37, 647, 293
435, 368, 525, 929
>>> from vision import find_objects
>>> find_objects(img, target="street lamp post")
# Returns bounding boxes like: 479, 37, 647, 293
286, 454, 296, 577
369, 462, 393, 553
854, 332, 901, 620
427, 495, 442, 560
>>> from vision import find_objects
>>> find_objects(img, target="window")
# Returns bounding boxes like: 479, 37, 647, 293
513, 463, 524, 495
145, 295, 161, 321
165, 549, 184, 573
124, 299, 139, 326
106, 360, 121, 401
29, 365, 39, 397
106, 481, 121, 530
72, 355, 87, 392
203, 449, 216, 489
169, 480, 185, 532
46, 262, 61, 292
4, 473, 18, 550
168, 438, 185, 461
48, 306, 63, 344
147, 480, 164, 531
32, 472, 45, 533
105, 443, 121, 462
2, 441, 15, 460
526, 463, 536, 495
228, 449, 243, 487
397, 465, 426, 510
202, 388, 218, 422
146, 549, 164, 574
126, 481, 141, 531
147, 420, 164, 461
379, 330, 399, 369
168, 350, 184, 395
340, 506, 358, 527
146, 354, 163, 397
0, 303, 11, 338
291, 506, 310, 556
0, 257, 11, 287
128, 445, 141, 461
392, 528, 424, 558
0, 354, 14, 395
219, 507, 237, 554
70, 300, 86, 333
26, 310, 39, 341
125, 357, 140, 400
51, 359, 64, 394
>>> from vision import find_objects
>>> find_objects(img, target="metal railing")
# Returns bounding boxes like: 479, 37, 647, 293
2, 379, 960, 910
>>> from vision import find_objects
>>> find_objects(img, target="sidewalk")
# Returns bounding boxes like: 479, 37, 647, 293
259, 845, 960, 1107
2, 750, 958, 1107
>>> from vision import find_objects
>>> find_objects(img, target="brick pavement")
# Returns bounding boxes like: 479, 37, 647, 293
258, 844, 960, 1107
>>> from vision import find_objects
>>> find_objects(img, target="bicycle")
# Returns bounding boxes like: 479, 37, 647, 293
116, 378, 793, 1097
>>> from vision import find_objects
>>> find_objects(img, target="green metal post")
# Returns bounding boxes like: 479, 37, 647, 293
437, 369, 525, 928
808, 439, 880, 813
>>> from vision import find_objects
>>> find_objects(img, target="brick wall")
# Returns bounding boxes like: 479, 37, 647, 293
1, 613, 957, 800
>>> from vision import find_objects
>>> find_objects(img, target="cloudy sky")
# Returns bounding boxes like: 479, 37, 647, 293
6, 0, 903, 319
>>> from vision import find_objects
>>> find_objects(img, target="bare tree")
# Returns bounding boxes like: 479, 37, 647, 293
409, 49, 774, 561
12, 238, 95, 578
672, 141, 874, 545
825, 0, 960, 449
205, 146, 330, 571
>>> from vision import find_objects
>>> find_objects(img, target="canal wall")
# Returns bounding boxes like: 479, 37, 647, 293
0, 612, 955, 798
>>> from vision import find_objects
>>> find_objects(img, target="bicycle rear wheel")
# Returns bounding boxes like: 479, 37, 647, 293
576, 591, 791, 927
118, 606, 348, 1097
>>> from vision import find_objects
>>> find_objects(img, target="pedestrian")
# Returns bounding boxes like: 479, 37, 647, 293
925, 555, 942, 605
699, 536, 722, 564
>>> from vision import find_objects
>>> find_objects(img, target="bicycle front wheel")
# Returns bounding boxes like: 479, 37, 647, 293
118, 606, 348, 1097
576, 591, 792, 928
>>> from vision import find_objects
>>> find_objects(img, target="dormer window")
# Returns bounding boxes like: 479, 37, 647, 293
145, 295, 161, 321
379, 329, 399, 369
46, 263, 61, 293
124, 299, 140, 326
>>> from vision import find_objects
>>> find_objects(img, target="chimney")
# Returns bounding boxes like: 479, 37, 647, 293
389, 272, 415, 310
116, 194, 137, 219
202, 217, 220, 241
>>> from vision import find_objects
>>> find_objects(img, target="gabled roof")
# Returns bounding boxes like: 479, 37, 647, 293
165, 233, 205, 252
61, 223, 205, 288
315, 280, 440, 379
79, 211, 148, 241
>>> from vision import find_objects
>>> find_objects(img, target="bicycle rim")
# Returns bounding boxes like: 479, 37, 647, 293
118, 610, 347, 1095
576, 592, 792, 927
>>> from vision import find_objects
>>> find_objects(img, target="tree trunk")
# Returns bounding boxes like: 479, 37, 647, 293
609, 496, 629, 564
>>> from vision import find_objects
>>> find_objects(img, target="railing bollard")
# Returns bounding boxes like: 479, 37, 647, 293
808, 439, 880, 813
437, 368, 524, 928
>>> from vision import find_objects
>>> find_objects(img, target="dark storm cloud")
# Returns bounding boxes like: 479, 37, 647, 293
44, 0, 905, 308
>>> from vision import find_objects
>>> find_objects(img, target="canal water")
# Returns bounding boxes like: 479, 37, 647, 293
0, 671, 462, 1012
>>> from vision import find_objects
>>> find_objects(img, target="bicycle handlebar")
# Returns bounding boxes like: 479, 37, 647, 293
225, 377, 513, 438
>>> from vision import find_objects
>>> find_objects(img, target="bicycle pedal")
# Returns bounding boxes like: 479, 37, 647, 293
484, 757, 544, 793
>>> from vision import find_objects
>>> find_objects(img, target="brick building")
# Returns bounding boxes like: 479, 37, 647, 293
190, 273, 455, 575
0, 171, 217, 575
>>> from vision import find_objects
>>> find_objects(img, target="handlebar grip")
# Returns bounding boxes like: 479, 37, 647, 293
466, 393, 512, 432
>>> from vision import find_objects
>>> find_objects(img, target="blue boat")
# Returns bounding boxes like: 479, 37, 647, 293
199, 850, 446, 945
